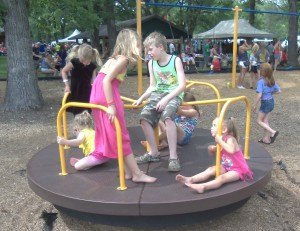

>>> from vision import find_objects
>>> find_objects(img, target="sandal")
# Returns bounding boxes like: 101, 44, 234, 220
135, 153, 160, 164
168, 158, 181, 172
270, 131, 279, 144
258, 138, 271, 145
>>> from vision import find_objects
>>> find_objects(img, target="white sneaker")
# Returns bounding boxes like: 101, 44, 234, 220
237, 85, 245, 89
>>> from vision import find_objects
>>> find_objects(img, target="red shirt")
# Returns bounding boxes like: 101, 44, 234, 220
213, 59, 221, 72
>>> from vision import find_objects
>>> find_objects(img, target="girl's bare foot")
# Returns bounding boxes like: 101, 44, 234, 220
175, 174, 193, 184
140, 140, 147, 148
158, 140, 168, 151
125, 173, 132, 180
70, 157, 79, 167
185, 183, 205, 194
132, 171, 156, 183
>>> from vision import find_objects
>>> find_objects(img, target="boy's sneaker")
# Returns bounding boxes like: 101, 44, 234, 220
168, 158, 181, 172
237, 85, 245, 89
135, 153, 160, 164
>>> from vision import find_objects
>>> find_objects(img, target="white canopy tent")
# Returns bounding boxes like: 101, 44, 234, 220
194, 19, 274, 39
58, 29, 81, 43
281, 35, 300, 48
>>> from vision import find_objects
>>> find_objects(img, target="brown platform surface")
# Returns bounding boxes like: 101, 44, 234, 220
27, 127, 272, 217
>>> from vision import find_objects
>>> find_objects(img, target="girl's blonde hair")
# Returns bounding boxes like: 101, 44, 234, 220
216, 117, 238, 141
143, 31, 167, 53
74, 110, 94, 130
66, 43, 102, 66
111, 28, 142, 64
260, 63, 275, 87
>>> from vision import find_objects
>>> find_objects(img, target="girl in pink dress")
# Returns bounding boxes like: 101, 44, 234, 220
176, 117, 253, 193
73, 29, 156, 183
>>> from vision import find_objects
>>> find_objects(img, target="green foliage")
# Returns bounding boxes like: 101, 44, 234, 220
246, 0, 289, 39
22, 0, 298, 43
115, 0, 136, 20
28, 0, 103, 42
0, 0, 6, 26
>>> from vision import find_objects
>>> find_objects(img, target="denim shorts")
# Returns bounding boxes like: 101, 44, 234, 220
177, 133, 191, 146
274, 53, 281, 61
140, 92, 182, 127
259, 98, 274, 113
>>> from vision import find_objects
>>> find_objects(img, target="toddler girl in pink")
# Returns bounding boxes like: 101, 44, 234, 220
176, 117, 253, 193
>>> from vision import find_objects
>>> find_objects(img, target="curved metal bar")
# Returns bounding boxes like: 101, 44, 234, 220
61, 92, 70, 139
56, 102, 127, 190
215, 96, 251, 177
186, 80, 222, 115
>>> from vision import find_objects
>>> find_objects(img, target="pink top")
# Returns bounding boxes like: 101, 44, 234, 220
220, 135, 253, 181
274, 44, 281, 54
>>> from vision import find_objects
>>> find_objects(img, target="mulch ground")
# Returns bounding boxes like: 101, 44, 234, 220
0, 70, 299, 231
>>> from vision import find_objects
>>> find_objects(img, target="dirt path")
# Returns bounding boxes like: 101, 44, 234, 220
0, 71, 299, 231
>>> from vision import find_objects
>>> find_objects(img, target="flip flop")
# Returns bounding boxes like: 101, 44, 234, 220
258, 139, 271, 145
270, 131, 279, 144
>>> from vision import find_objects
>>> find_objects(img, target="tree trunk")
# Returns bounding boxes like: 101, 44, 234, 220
90, 27, 101, 54
249, 0, 256, 25
104, 0, 117, 56
2, 0, 43, 111
287, 0, 299, 67
90, 1, 101, 53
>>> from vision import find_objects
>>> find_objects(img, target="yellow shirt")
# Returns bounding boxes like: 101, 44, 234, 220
78, 128, 95, 156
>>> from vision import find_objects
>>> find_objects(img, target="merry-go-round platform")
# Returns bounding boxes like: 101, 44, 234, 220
27, 126, 273, 228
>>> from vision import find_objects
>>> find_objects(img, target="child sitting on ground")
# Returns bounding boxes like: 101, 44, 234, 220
176, 117, 253, 193
57, 110, 96, 170
209, 56, 221, 73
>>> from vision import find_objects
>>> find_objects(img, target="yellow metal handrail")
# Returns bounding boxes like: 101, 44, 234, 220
56, 102, 127, 191
120, 95, 252, 178
186, 80, 222, 115
120, 81, 222, 151
215, 96, 251, 177
61, 92, 70, 139
58, 86, 250, 183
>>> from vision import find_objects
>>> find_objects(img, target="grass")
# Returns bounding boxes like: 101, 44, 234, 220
0, 56, 7, 77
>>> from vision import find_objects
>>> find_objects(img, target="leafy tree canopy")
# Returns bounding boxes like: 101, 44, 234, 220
26, 0, 298, 42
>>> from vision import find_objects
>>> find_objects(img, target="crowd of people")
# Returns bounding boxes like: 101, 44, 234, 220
0, 42, 7, 56
32, 42, 71, 76
236, 39, 286, 89
167, 39, 230, 74
164, 37, 298, 78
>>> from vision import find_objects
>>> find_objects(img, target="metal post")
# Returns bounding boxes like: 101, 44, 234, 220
231, 6, 242, 88
136, 0, 143, 95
